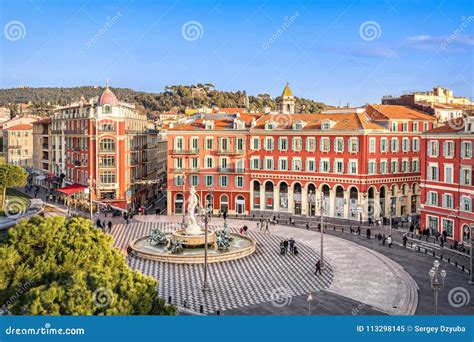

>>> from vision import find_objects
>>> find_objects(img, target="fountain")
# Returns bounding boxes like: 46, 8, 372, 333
171, 186, 216, 247
128, 186, 256, 264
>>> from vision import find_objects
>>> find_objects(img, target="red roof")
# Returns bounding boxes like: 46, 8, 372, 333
97, 87, 119, 106
57, 183, 87, 195
5, 124, 33, 131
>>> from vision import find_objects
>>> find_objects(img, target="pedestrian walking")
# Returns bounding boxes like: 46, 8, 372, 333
243, 225, 248, 236
107, 221, 113, 232
377, 233, 382, 244
263, 220, 270, 234
402, 234, 408, 247
293, 244, 298, 255
315, 260, 321, 275
256, 222, 260, 231
387, 235, 393, 248
96, 218, 102, 229
382, 234, 386, 246
289, 237, 295, 253
356, 226, 361, 235
283, 239, 289, 253
305, 222, 310, 230
366, 228, 371, 239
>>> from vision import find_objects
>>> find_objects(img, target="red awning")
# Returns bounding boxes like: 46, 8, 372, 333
57, 183, 87, 195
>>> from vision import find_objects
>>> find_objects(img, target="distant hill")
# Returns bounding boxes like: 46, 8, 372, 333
0, 84, 332, 116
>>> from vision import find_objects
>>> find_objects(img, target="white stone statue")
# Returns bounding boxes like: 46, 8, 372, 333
186, 186, 202, 235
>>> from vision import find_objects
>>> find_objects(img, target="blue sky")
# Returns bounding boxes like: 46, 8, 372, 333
0, 0, 472, 106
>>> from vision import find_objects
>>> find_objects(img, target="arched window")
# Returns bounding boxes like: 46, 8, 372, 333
220, 195, 229, 213
236, 195, 245, 214
100, 138, 115, 152
174, 194, 184, 214
102, 105, 112, 114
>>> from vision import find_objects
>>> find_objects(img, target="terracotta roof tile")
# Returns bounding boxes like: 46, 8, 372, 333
5, 124, 33, 131
367, 104, 436, 121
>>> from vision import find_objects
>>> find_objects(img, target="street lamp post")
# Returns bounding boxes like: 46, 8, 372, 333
181, 173, 186, 228
429, 260, 446, 315
308, 190, 315, 227
319, 192, 324, 269
470, 224, 474, 284
201, 187, 214, 292
87, 177, 95, 220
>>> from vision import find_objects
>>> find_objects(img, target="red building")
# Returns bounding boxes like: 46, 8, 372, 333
420, 116, 474, 243
50, 87, 161, 210
167, 113, 259, 215
167, 85, 437, 222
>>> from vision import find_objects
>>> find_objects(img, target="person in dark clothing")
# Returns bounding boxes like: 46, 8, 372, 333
366, 228, 371, 239
442, 230, 447, 242
279, 241, 286, 255
402, 234, 408, 247
289, 238, 295, 253
283, 239, 289, 253
96, 218, 103, 229
317, 223, 321, 232
305, 222, 310, 230
356, 226, 361, 235
315, 260, 321, 275
107, 221, 113, 232
223, 211, 227, 221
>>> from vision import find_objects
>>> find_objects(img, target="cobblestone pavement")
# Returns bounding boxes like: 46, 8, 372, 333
112, 215, 418, 315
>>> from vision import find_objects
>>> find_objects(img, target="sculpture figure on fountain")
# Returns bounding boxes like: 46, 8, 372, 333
186, 186, 202, 235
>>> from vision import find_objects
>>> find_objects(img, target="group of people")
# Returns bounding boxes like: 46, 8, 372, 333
257, 219, 271, 234
279, 237, 298, 255
239, 225, 249, 235
24, 184, 41, 198
96, 218, 113, 232
376, 233, 393, 247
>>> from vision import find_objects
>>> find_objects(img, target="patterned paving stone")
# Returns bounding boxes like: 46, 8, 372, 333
111, 221, 333, 314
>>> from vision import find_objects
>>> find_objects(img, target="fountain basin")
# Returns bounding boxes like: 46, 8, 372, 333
128, 233, 256, 264
171, 229, 215, 247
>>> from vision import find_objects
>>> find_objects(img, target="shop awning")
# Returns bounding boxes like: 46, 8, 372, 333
57, 183, 87, 195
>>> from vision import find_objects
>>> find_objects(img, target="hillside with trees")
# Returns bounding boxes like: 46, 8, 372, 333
0, 84, 332, 116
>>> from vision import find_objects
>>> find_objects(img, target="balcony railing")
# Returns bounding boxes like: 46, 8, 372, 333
217, 167, 245, 173
217, 149, 245, 155
170, 168, 200, 173
173, 149, 200, 155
